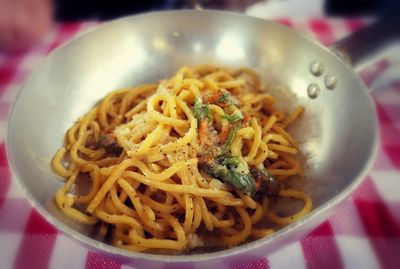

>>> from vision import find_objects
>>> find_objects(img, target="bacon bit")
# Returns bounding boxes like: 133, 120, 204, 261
243, 113, 251, 123
99, 133, 116, 147
219, 124, 230, 144
255, 180, 262, 192
98, 131, 123, 156
205, 91, 221, 104
217, 102, 229, 108
85, 135, 97, 149
250, 166, 281, 195
199, 155, 214, 166
199, 119, 209, 145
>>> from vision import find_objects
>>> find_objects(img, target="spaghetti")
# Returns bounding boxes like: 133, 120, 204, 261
52, 66, 312, 253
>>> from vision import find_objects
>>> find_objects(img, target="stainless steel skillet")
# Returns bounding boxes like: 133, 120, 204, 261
6, 9, 396, 268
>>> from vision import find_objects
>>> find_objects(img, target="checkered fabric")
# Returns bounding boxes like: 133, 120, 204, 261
0, 18, 399, 269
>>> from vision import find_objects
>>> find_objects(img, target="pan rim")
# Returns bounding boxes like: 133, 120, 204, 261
5, 9, 379, 263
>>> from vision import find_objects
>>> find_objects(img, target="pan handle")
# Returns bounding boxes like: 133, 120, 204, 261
331, 12, 400, 70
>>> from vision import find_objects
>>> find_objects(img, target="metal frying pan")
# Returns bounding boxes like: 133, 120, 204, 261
6, 10, 395, 268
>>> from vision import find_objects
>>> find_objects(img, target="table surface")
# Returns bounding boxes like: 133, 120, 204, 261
0, 18, 400, 269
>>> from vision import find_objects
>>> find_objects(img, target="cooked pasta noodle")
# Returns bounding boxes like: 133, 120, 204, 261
52, 65, 312, 253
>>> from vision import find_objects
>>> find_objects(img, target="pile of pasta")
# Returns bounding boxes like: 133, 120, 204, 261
52, 65, 312, 253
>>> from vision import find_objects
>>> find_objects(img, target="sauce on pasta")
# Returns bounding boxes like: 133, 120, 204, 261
52, 66, 312, 253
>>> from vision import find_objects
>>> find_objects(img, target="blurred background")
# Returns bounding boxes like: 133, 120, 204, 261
0, 0, 398, 50
53, 0, 396, 20
1, 1, 400, 269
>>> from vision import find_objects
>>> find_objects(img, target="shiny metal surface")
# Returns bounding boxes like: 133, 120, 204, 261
6, 10, 378, 268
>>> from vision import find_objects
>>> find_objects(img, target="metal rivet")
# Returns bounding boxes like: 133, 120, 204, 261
324, 74, 338, 90
307, 83, 320, 99
310, 61, 324, 77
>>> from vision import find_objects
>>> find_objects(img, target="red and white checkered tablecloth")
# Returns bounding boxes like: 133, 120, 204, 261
1, 18, 400, 269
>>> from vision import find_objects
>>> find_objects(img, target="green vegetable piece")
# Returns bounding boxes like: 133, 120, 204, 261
193, 98, 212, 124
218, 92, 239, 106
221, 125, 238, 154
226, 169, 255, 196
199, 153, 256, 196
217, 154, 240, 167
221, 113, 243, 123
